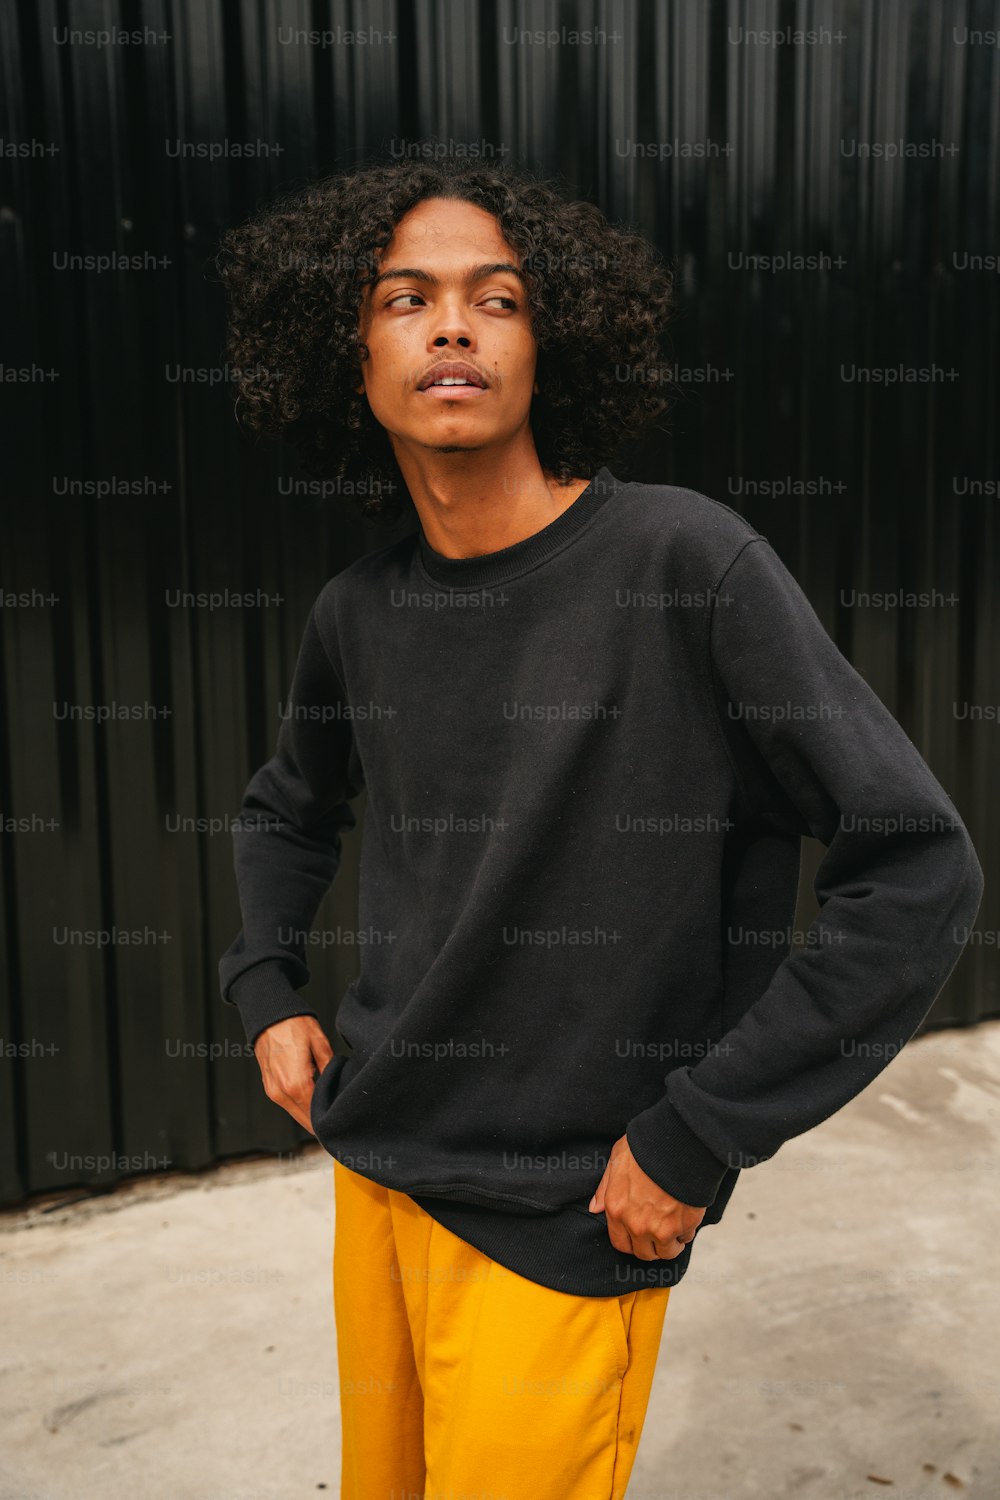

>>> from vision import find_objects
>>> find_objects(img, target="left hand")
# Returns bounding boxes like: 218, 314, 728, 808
589, 1134, 707, 1260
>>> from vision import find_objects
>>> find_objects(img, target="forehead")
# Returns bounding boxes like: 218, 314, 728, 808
376, 197, 517, 267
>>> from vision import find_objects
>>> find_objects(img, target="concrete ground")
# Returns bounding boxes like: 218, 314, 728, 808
1, 1021, 999, 1500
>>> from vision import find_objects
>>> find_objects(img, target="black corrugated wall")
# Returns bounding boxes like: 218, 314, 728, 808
1, 0, 997, 1204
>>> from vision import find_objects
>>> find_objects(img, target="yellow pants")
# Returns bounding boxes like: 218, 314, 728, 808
332, 1157, 671, 1500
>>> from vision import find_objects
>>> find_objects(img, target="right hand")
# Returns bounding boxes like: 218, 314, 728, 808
253, 1014, 334, 1134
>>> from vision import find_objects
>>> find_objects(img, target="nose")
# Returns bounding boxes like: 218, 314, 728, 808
428, 298, 474, 351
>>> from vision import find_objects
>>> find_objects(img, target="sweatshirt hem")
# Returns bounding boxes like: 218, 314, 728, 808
407, 1191, 698, 1295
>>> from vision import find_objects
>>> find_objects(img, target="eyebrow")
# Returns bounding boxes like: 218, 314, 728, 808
369, 261, 527, 293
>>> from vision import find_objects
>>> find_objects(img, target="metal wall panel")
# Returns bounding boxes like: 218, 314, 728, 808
1, 0, 996, 1203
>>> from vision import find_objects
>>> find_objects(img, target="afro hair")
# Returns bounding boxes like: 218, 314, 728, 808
214, 154, 676, 519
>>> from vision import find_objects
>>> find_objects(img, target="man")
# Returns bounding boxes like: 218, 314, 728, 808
216, 157, 983, 1500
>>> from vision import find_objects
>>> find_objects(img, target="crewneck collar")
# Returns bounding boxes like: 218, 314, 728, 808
415, 466, 628, 589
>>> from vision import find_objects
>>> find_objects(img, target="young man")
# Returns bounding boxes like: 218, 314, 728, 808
216, 158, 983, 1500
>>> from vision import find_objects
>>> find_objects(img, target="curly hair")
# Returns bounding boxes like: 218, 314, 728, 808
213, 154, 676, 520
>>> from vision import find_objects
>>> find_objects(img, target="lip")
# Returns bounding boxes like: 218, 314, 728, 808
420, 384, 488, 400
417, 361, 489, 394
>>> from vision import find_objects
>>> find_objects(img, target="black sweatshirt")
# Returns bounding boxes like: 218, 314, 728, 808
218, 468, 984, 1295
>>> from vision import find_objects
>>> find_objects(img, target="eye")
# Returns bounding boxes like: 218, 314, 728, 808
384, 291, 519, 311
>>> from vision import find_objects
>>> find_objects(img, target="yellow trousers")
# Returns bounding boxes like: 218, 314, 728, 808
332, 1157, 671, 1500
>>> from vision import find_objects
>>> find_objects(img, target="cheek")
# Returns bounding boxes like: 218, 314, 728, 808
363, 334, 411, 391
512, 336, 539, 386
359, 349, 395, 402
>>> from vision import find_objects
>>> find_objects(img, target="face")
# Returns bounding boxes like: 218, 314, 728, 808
356, 197, 539, 461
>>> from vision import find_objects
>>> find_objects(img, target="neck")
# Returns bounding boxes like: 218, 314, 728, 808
392, 438, 590, 559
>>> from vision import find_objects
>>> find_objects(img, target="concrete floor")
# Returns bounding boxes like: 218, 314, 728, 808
1, 1021, 998, 1500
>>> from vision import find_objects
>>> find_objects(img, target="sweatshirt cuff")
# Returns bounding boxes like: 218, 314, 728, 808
626, 1096, 732, 1209
225, 961, 318, 1049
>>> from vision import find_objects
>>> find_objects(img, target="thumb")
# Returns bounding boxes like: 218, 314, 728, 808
311, 1033, 335, 1076
589, 1169, 609, 1213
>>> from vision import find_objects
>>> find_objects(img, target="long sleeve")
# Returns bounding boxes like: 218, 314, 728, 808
626, 535, 985, 1207
218, 591, 363, 1047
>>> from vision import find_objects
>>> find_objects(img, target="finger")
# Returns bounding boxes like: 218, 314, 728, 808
269, 1053, 318, 1092
638, 1236, 677, 1260
268, 1078, 317, 1128
610, 1223, 689, 1261
277, 1095, 315, 1135
311, 1035, 335, 1073
655, 1236, 687, 1260
604, 1218, 637, 1257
